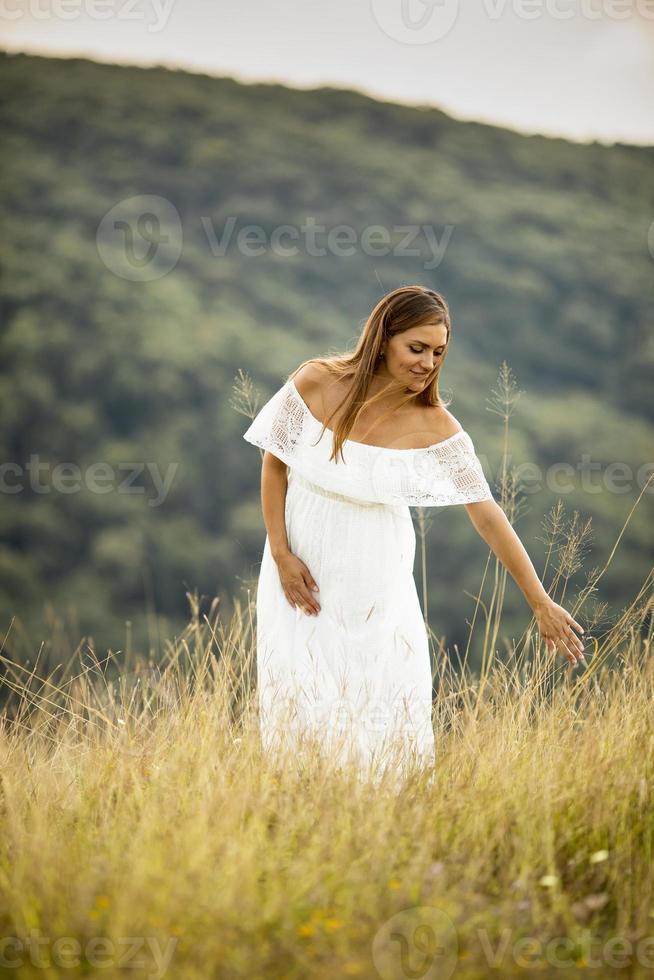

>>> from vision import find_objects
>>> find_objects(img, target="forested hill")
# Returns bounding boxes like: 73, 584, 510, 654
1, 50, 652, 662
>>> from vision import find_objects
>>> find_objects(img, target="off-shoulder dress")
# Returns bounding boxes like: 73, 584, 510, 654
243, 377, 494, 779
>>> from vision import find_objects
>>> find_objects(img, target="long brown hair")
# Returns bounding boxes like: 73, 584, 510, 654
288, 284, 452, 463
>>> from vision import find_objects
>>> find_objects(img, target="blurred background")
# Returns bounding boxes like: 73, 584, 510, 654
0, 0, 652, 667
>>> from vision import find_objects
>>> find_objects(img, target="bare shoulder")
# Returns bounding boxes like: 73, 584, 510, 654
421, 404, 464, 443
289, 360, 335, 421
290, 359, 330, 398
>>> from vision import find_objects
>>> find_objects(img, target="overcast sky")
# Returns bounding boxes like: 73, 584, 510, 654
1, 0, 653, 145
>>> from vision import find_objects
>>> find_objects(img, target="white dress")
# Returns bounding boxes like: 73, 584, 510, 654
243, 377, 494, 781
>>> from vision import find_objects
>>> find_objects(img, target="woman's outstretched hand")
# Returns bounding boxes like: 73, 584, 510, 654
276, 551, 321, 616
532, 597, 586, 666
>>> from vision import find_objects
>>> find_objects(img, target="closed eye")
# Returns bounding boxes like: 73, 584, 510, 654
411, 346, 443, 355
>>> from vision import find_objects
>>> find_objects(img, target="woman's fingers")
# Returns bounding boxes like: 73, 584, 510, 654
563, 641, 580, 665
291, 583, 320, 616
299, 568, 320, 614
541, 624, 584, 665
308, 580, 320, 614
551, 632, 585, 665
301, 584, 320, 616
565, 625, 585, 655
555, 636, 578, 665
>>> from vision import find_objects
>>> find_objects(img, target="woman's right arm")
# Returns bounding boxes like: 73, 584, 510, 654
261, 452, 321, 616
261, 451, 292, 562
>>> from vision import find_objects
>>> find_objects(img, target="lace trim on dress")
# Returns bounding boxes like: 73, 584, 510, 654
267, 378, 306, 458
243, 379, 494, 508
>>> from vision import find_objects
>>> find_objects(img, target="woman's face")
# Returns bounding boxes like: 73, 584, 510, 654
381, 323, 448, 390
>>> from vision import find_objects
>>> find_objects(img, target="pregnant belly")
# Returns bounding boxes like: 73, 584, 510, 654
285, 477, 415, 629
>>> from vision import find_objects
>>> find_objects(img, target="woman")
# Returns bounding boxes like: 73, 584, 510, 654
243, 285, 586, 780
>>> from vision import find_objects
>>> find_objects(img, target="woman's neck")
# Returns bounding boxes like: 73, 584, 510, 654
366, 368, 416, 412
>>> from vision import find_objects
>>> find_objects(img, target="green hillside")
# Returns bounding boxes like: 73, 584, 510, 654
0, 50, 652, 664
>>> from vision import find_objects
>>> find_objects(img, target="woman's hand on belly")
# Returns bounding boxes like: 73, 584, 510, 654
276, 552, 321, 616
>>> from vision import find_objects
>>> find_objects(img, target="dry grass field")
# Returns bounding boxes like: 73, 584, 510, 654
1, 553, 653, 978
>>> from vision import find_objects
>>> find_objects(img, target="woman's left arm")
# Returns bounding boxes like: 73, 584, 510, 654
464, 500, 587, 666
